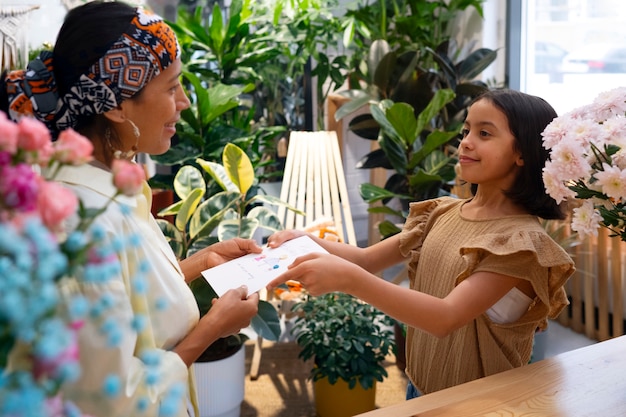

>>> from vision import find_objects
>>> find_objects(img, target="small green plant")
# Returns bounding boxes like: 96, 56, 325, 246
292, 292, 396, 390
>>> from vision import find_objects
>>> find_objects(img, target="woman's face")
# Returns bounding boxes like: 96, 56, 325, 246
458, 98, 524, 190
120, 58, 190, 155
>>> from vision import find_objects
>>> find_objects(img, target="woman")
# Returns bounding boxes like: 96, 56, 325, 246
1, 2, 260, 416
268, 89, 575, 398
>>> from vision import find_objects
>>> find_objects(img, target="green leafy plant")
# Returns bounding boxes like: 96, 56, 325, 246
357, 94, 461, 238
157, 143, 304, 360
333, 0, 497, 239
291, 292, 396, 390
157, 143, 300, 254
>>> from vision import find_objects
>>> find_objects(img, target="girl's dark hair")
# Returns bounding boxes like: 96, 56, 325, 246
471, 89, 564, 220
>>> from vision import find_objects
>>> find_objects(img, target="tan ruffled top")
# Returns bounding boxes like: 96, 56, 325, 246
398, 197, 575, 394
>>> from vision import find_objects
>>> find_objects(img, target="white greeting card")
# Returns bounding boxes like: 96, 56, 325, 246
200, 235, 328, 296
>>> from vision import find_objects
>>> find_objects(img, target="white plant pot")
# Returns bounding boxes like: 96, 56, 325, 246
192, 346, 245, 417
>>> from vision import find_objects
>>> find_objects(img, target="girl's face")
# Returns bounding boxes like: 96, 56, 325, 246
119, 58, 190, 155
458, 98, 524, 190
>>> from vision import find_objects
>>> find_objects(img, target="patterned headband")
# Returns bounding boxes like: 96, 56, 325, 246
4, 7, 179, 132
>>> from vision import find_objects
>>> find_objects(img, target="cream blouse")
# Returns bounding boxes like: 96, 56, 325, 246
55, 163, 198, 417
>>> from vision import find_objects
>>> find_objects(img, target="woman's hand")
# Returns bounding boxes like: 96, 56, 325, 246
174, 286, 259, 365
266, 229, 308, 248
204, 286, 259, 339
201, 238, 263, 270
267, 252, 359, 296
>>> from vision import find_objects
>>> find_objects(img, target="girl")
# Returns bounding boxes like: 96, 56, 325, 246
267, 89, 575, 398
1, 2, 260, 415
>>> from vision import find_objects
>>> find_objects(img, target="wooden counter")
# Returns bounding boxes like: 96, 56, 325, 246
357, 335, 626, 416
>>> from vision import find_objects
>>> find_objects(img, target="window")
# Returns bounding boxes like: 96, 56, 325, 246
510, 0, 626, 115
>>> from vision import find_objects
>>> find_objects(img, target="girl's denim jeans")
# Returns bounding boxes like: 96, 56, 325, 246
406, 381, 422, 400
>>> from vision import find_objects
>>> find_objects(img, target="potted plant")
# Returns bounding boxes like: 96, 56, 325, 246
157, 143, 304, 417
291, 292, 396, 417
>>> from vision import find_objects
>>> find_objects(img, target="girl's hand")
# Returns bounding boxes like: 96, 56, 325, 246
267, 252, 358, 296
201, 238, 263, 269
266, 229, 308, 248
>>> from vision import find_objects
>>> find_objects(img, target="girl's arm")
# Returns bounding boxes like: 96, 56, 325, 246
268, 253, 527, 338
267, 229, 405, 274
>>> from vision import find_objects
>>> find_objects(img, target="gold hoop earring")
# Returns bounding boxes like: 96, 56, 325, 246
107, 120, 140, 159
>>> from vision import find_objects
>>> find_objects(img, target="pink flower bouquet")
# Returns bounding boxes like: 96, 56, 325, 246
0, 112, 146, 417
542, 87, 626, 241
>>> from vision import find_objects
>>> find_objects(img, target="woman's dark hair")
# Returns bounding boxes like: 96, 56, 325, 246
53, 1, 137, 140
54, 1, 136, 95
0, 2, 135, 134
470, 89, 565, 220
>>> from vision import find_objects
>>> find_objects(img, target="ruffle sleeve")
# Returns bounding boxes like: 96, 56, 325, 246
399, 197, 462, 285
399, 198, 461, 255
458, 229, 575, 330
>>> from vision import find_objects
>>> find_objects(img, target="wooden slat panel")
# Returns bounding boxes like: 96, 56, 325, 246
597, 228, 609, 341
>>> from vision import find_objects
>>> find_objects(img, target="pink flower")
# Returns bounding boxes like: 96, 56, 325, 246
0, 111, 18, 153
0, 163, 39, 211
594, 163, 626, 201
111, 159, 145, 196
33, 327, 80, 380
17, 117, 51, 150
37, 180, 79, 230
54, 128, 94, 165
17, 117, 54, 165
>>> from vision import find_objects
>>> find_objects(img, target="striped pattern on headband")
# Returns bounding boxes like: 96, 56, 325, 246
5, 7, 179, 132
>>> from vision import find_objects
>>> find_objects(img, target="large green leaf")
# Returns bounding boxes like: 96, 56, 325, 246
355, 148, 392, 170
156, 219, 185, 259
218, 217, 260, 241
408, 130, 458, 169
457, 48, 498, 81
174, 165, 206, 200
189, 191, 241, 239
196, 158, 238, 192
366, 205, 404, 218
384, 102, 418, 146
250, 300, 281, 341
359, 183, 404, 204
157, 199, 184, 217
223, 143, 254, 196
334, 90, 373, 121
348, 114, 380, 140
415, 89, 456, 136
209, 3, 225, 55
203, 83, 252, 126
175, 188, 205, 232
246, 206, 283, 232
408, 169, 444, 188
378, 220, 402, 237
368, 39, 391, 84
248, 194, 304, 215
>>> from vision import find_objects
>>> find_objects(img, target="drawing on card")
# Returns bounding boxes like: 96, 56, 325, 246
201, 235, 328, 296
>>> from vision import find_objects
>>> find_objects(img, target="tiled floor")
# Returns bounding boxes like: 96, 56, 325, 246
537, 320, 597, 360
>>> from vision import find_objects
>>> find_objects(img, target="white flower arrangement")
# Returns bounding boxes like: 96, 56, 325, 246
542, 87, 626, 241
